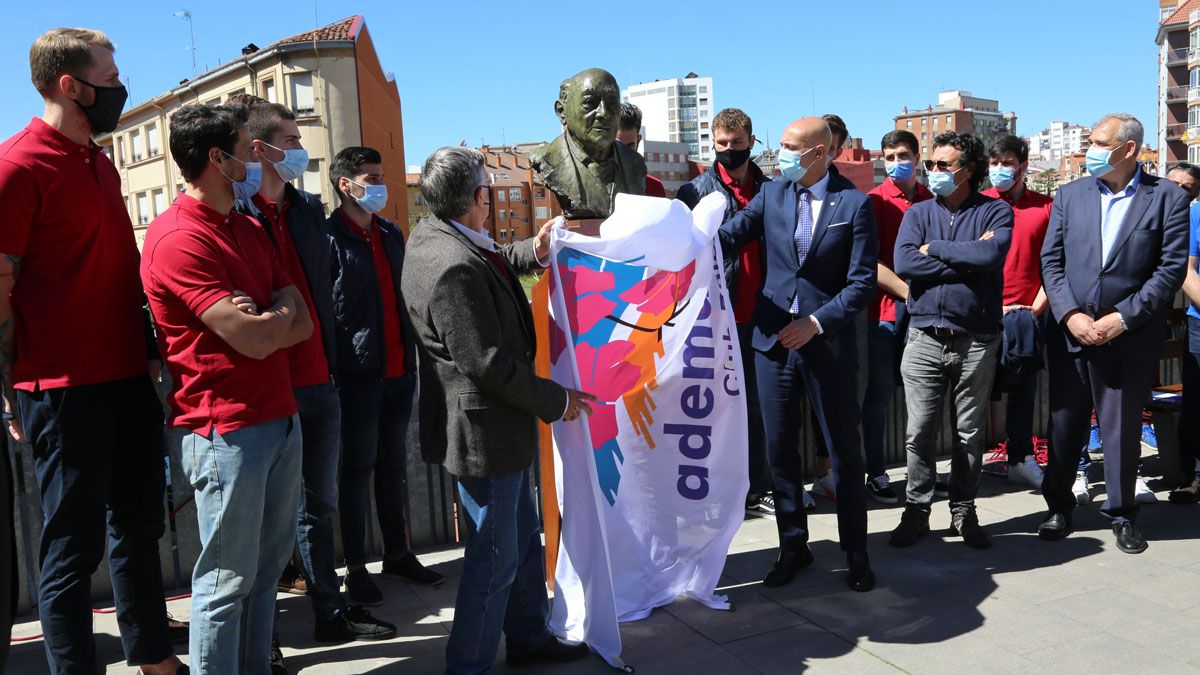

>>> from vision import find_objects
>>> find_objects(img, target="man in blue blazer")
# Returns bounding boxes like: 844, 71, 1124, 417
1039, 113, 1190, 553
719, 117, 878, 592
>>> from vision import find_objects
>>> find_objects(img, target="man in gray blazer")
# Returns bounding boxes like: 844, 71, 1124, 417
1039, 113, 1190, 553
402, 146, 596, 673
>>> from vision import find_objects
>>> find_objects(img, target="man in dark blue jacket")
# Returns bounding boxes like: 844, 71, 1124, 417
718, 117, 877, 592
327, 146, 445, 604
235, 98, 396, 649
1038, 114, 1189, 553
890, 132, 1012, 551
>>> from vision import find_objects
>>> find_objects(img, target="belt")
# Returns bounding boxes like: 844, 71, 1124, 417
921, 326, 963, 338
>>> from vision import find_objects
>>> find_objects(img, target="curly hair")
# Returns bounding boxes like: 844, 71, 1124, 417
933, 131, 987, 192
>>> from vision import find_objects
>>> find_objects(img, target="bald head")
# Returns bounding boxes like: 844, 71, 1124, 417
556, 68, 621, 160
779, 117, 830, 185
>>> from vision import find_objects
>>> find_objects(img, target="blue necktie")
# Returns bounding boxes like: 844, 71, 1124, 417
790, 188, 813, 313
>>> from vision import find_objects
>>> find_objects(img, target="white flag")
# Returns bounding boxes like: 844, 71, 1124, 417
547, 192, 749, 668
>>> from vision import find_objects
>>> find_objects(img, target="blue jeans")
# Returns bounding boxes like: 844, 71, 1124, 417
18, 376, 172, 670
177, 415, 302, 674
446, 470, 551, 674
861, 321, 897, 478
291, 383, 345, 620
338, 375, 415, 565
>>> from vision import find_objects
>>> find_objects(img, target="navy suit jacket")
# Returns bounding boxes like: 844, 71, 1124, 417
718, 172, 878, 355
1040, 170, 1190, 356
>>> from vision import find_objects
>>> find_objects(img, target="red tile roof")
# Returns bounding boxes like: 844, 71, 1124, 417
274, 15, 362, 47
1164, 0, 1200, 25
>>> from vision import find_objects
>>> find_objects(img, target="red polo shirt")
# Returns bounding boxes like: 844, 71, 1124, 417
645, 174, 667, 198
0, 118, 147, 390
983, 186, 1052, 306
715, 162, 763, 324
251, 193, 330, 387
141, 193, 297, 435
345, 210, 406, 378
867, 178, 933, 322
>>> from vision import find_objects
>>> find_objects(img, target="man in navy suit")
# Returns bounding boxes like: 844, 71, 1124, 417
1039, 113, 1189, 553
718, 117, 878, 592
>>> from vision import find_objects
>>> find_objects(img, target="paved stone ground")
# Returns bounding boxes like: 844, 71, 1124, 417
10, 455, 1200, 674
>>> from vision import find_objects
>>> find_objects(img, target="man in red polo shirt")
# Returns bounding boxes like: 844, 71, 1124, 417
616, 103, 667, 197
0, 28, 183, 673
864, 129, 933, 504
983, 135, 1052, 489
141, 103, 312, 673
676, 108, 774, 514
234, 98, 396, 651
325, 146, 443, 611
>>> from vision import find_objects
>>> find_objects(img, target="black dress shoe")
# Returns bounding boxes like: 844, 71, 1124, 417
1113, 520, 1148, 554
505, 636, 590, 666
381, 553, 446, 586
762, 546, 815, 588
950, 510, 991, 549
889, 505, 930, 547
314, 606, 398, 642
1037, 512, 1072, 541
846, 552, 875, 593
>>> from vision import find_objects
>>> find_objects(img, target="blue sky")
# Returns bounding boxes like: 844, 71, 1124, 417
3, 0, 1161, 168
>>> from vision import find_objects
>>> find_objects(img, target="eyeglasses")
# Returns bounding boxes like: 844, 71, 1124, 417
922, 160, 960, 172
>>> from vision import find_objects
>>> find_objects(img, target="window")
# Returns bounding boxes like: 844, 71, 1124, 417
152, 188, 166, 216
536, 188, 546, 199
147, 123, 160, 156
499, 209, 507, 220
668, 110, 677, 121
499, 229, 508, 238
495, 189, 505, 201
699, 85, 707, 93
414, 194, 424, 206
262, 78, 277, 103
946, 115, 952, 124
508, 187, 520, 201
131, 130, 143, 161
1192, 68, 1200, 88
700, 109, 708, 117
1191, 145, 1200, 164
1190, 107, 1200, 127
669, 122, 677, 132
117, 137, 125, 167
291, 72, 315, 114
921, 118, 927, 126
136, 192, 150, 225
299, 160, 320, 194
535, 206, 548, 220
906, 120, 912, 128
700, 122, 708, 129
1192, 27, 1200, 50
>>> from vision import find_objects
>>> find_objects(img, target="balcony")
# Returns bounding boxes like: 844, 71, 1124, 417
1192, 9, 1200, 24
1166, 123, 1187, 141
1167, 85, 1188, 102
1190, 47, 1200, 64
1167, 48, 1189, 65
1191, 86, 1200, 103
1189, 126, 1200, 142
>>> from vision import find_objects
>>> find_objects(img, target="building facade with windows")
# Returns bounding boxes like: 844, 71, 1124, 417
894, 90, 1017, 158
98, 15, 409, 246
480, 145, 562, 242
1156, 0, 1200, 170
642, 140, 692, 197
1027, 121, 1091, 162
621, 73, 714, 163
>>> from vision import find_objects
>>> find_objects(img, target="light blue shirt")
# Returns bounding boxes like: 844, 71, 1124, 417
1098, 166, 1142, 265
1188, 202, 1200, 320
449, 219, 497, 251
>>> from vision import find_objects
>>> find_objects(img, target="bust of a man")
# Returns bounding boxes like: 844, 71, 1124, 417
530, 68, 646, 220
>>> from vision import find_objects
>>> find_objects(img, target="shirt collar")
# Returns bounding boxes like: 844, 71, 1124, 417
176, 192, 237, 228
1097, 165, 1142, 196
563, 131, 616, 169
27, 117, 99, 158
794, 170, 830, 200
450, 220, 496, 252
342, 207, 377, 241
715, 160, 756, 192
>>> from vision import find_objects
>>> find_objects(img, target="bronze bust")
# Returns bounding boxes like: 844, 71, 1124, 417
530, 68, 646, 220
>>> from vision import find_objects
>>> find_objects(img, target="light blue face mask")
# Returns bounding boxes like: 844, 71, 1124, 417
349, 180, 388, 214
1085, 145, 1115, 178
233, 161, 262, 204
262, 142, 310, 182
989, 165, 1017, 192
778, 146, 816, 183
927, 167, 963, 198
885, 160, 914, 182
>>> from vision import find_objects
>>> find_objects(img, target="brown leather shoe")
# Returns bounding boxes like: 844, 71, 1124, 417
277, 563, 309, 595
1168, 477, 1200, 505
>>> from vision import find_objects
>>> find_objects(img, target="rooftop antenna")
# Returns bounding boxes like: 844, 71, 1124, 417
172, 10, 197, 77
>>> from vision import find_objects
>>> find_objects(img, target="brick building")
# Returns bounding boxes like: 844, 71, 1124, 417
894, 90, 1017, 157
1156, 0, 1200, 170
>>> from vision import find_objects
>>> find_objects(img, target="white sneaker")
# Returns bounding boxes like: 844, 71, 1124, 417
1008, 456, 1045, 490
1072, 471, 1090, 505
800, 488, 817, 512
1135, 476, 1158, 504
812, 470, 837, 501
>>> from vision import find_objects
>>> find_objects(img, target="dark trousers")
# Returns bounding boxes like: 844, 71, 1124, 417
1044, 348, 1157, 521
755, 341, 867, 554
0, 436, 15, 671
1004, 366, 1040, 464
338, 374, 416, 565
738, 323, 769, 497
1178, 316, 1200, 482
293, 383, 346, 619
17, 375, 171, 670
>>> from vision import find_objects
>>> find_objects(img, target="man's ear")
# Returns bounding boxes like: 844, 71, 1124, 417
554, 99, 566, 125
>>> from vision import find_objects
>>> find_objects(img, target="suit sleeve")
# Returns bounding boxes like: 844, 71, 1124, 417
499, 237, 543, 276
811, 197, 877, 334
1039, 193, 1078, 323
717, 188, 767, 251
677, 181, 700, 210
894, 208, 961, 281
427, 260, 568, 423
923, 202, 1012, 273
1113, 190, 1190, 329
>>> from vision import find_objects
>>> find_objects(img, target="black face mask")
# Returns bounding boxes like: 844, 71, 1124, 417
715, 147, 752, 172
72, 77, 128, 134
